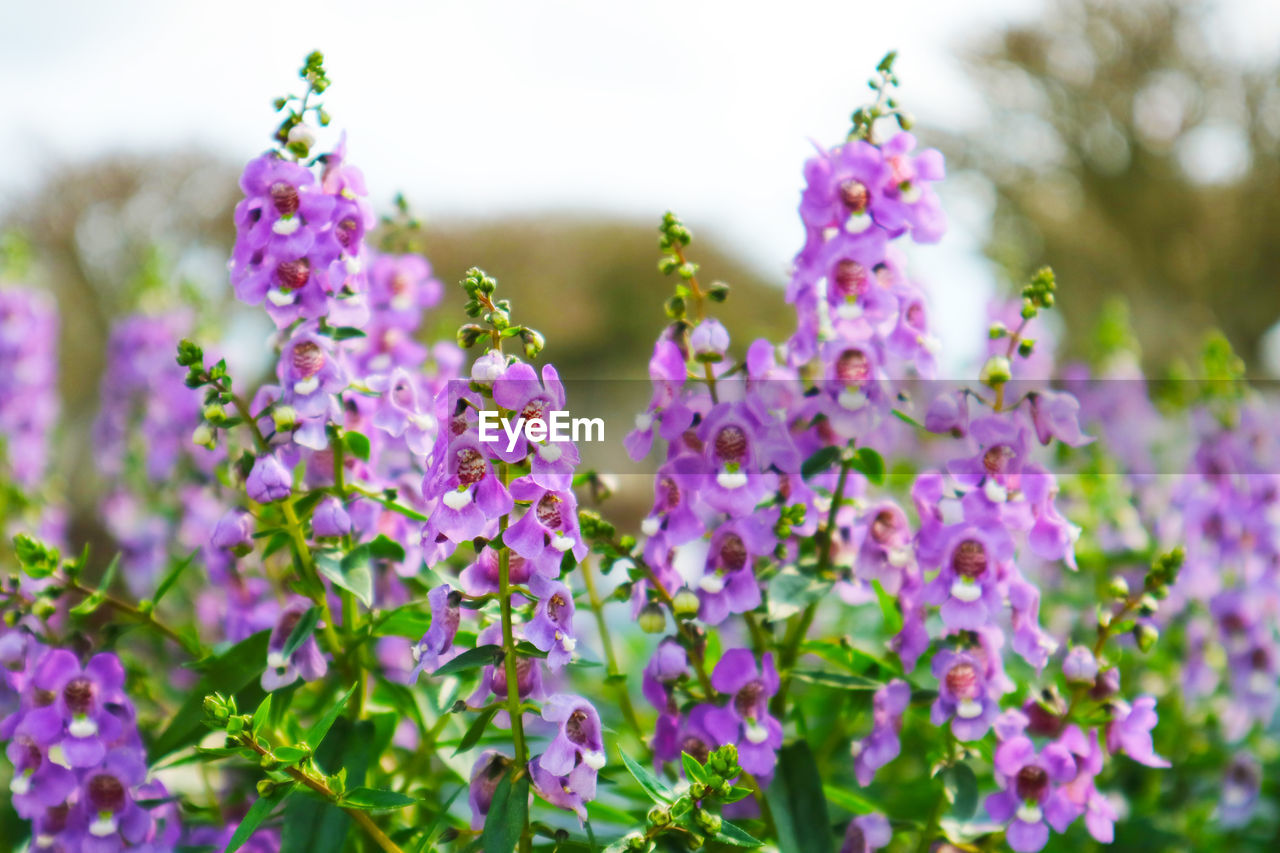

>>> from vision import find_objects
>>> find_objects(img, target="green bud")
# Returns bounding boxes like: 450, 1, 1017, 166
647, 804, 672, 827
12, 534, 60, 579
1138, 593, 1159, 617
980, 355, 1012, 388
664, 294, 687, 319
272, 405, 298, 432
988, 323, 1008, 340
192, 423, 216, 450
707, 280, 730, 302
658, 256, 680, 276
1108, 576, 1130, 600
638, 604, 666, 634
456, 324, 487, 349
693, 809, 722, 834
520, 327, 545, 360
677, 262, 698, 280
1134, 623, 1159, 652
32, 598, 56, 620
1018, 339, 1036, 358
202, 403, 229, 425
623, 832, 649, 852
673, 588, 701, 618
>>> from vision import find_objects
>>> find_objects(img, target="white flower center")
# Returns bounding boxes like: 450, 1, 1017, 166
293, 376, 320, 395
537, 443, 563, 463
69, 715, 98, 738
634, 412, 654, 431
984, 479, 1009, 503
836, 301, 864, 320
699, 573, 725, 594
552, 535, 575, 553
1015, 803, 1042, 824
443, 488, 473, 510
956, 699, 984, 719
90, 813, 118, 837
272, 216, 301, 236
640, 517, 661, 537
9, 771, 31, 796
583, 750, 606, 770
716, 469, 748, 490
267, 288, 297, 307
744, 719, 769, 744
838, 389, 868, 411
845, 213, 873, 233
950, 579, 982, 603
267, 651, 288, 670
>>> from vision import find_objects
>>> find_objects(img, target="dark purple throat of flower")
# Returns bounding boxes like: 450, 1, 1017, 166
291, 341, 325, 378
269, 181, 300, 217
276, 258, 311, 292
952, 540, 988, 579
1015, 765, 1050, 802
839, 179, 870, 215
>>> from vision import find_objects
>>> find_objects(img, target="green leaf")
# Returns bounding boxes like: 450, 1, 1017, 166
315, 549, 374, 608
281, 606, 321, 661
69, 553, 122, 617
283, 717, 375, 853
681, 751, 710, 785
344, 431, 371, 462
822, 784, 880, 815
433, 644, 502, 677
416, 786, 464, 852
767, 571, 833, 621
946, 762, 978, 820
455, 706, 499, 755
153, 549, 198, 607
330, 326, 367, 341
305, 683, 358, 748
892, 408, 924, 429
341, 787, 417, 811
801, 446, 841, 481
618, 749, 674, 804
765, 741, 833, 853
150, 630, 270, 761
226, 787, 290, 853
789, 669, 882, 690
251, 693, 273, 736
849, 447, 885, 486
480, 768, 529, 853
368, 534, 406, 562
376, 603, 431, 639
871, 580, 903, 634
716, 820, 765, 848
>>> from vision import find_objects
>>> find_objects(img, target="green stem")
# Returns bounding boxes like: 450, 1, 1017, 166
581, 555, 644, 741
772, 454, 852, 714
496, 462, 533, 853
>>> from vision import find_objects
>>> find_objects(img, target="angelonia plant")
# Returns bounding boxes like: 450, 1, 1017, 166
1, 49, 1277, 853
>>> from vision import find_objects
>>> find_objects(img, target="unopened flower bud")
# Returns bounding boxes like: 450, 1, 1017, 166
1134, 623, 1159, 652
638, 604, 666, 634
693, 809, 722, 834
980, 355, 1012, 388
1063, 646, 1099, 684
1108, 576, 1130, 600
192, 422, 216, 450
203, 403, 229, 424
673, 588, 701, 618
273, 405, 298, 431
647, 804, 672, 827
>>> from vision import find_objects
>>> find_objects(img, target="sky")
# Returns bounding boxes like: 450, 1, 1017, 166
2, 0, 1277, 369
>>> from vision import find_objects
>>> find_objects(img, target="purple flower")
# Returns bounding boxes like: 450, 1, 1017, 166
530, 753, 588, 822
24, 650, 127, 768
625, 339, 694, 462
504, 479, 587, 577
930, 648, 1000, 741
922, 524, 1010, 632
706, 650, 782, 777
1028, 390, 1091, 447
5, 726, 76, 818
410, 585, 461, 678
262, 598, 328, 692
467, 751, 512, 828
525, 578, 577, 671
1219, 753, 1261, 827
541, 694, 607, 779
368, 368, 437, 455
247, 454, 292, 504
985, 735, 1078, 852
840, 812, 891, 853
689, 319, 730, 361
1106, 696, 1169, 768
210, 509, 254, 552
312, 497, 352, 539
642, 638, 688, 714
853, 680, 909, 786
1062, 647, 1099, 685
77, 748, 153, 846
277, 328, 348, 420
696, 516, 774, 625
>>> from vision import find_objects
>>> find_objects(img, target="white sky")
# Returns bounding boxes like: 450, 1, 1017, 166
3, 0, 1276, 370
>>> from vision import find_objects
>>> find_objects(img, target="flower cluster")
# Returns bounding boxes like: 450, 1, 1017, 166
0, 287, 59, 492
0, 629, 180, 851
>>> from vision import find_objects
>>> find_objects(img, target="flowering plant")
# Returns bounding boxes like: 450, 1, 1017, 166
1, 50, 1273, 853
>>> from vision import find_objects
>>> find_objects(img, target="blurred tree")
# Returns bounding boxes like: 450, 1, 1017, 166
2, 153, 788, 533
954, 0, 1280, 371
